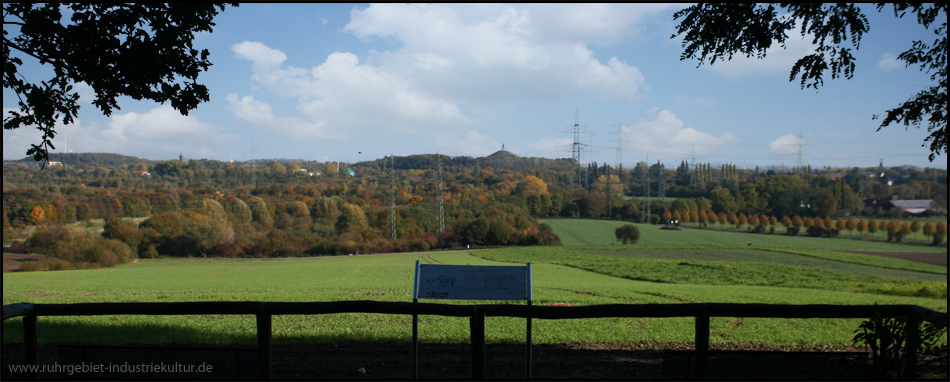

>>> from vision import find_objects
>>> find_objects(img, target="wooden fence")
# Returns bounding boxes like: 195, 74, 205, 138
3, 301, 944, 379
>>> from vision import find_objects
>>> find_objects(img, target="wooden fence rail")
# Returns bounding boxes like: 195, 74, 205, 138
3, 301, 944, 380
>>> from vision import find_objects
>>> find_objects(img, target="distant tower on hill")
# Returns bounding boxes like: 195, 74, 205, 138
180, 152, 184, 162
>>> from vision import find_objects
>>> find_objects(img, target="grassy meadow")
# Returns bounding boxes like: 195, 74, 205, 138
541, 218, 949, 249
3, 219, 947, 350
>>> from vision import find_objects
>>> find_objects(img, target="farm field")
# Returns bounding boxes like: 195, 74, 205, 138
3, 219, 947, 378
3, 249, 946, 347
541, 218, 950, 250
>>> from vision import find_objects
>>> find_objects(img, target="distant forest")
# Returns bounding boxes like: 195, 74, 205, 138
3, 152, 946, 271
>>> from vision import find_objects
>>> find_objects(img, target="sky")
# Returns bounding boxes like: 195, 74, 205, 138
3, 3, 946, 170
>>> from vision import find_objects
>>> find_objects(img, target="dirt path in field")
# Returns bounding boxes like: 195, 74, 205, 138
837, 250, 948, 266
2, 252, 44, 273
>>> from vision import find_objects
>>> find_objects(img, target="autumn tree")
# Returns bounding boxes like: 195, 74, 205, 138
246, 196, 273, 227
591, 174, 623, 196
335, 203, 367, 232
845, 217, 856, 235
934, 221, 947, 245
3, 3, 236, 164
752, 214, 764, 229
835, 217, 847, 233
910, 219, 921, 239
223, 197, 252, 224
29, 204, 45, 225
102, 217, 142, 252
922, 221, 935, 240
727, 212, 738, 228
803, 217, 815, 230
198, 198, 227, 222
778, 215, 790, 230
516, 175, 549, 196
673, 3, 947, 161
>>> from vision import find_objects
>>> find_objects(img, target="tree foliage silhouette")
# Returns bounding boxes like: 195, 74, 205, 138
673, 3, 946, 161
3, 3, 236, 164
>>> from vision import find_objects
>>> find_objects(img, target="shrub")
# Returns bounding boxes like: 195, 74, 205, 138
21, 258, 72, 272
615, 225, 641, 244
102, 217, 142, 252
87, 239, 137, 266
853, 313, 948, 379
894, 231, 905, 243
806, 226, 840, 237
933, 233, 946, 246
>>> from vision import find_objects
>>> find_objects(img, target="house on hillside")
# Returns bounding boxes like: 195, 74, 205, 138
865, 196, 945, 216
890, 199, 944, 215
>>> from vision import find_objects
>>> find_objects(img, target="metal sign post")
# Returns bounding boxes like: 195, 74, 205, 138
412, 261, 533, 379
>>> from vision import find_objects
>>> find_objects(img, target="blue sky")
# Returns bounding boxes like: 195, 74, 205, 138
3, 3, 945, 169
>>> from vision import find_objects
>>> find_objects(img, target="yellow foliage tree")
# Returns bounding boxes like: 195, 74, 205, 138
591, 174, 623, 195
519, 175, 549, 196
30, 205, 46, 224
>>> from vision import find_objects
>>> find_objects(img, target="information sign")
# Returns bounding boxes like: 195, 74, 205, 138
413, 263, 531, 301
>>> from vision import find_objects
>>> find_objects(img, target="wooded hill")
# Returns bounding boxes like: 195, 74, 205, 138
3, 152, 946, 271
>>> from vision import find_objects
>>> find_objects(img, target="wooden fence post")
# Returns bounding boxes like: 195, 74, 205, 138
471, 305, 486, 380
526, 300, 532, 380
695, 306, 710, 380
256, 311, 272, 379
412, 299, 419, 379
24, 315, 38, 380
695, 314, 710, 351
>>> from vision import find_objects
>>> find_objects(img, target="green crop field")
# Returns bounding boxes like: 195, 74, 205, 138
3, 218, 947, 358
542, 218, 949, 251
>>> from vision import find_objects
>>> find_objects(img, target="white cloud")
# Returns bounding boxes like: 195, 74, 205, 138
876, 52, 903, 71
3, 106, 234, 160
435, 130, 500, 157
226, 94, 342, 140
226, 5, 679, 156
624, 109, 738, 156
343, 3, 654, 103
73, 82, 95, 104
232, 41, 315, 98
769, 134, 805, 155
232, 41, 287, 71
232, 42, 475, 136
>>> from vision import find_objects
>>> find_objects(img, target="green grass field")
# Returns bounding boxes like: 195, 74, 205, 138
541, 218, 949, 251
3, 219, 947, 350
